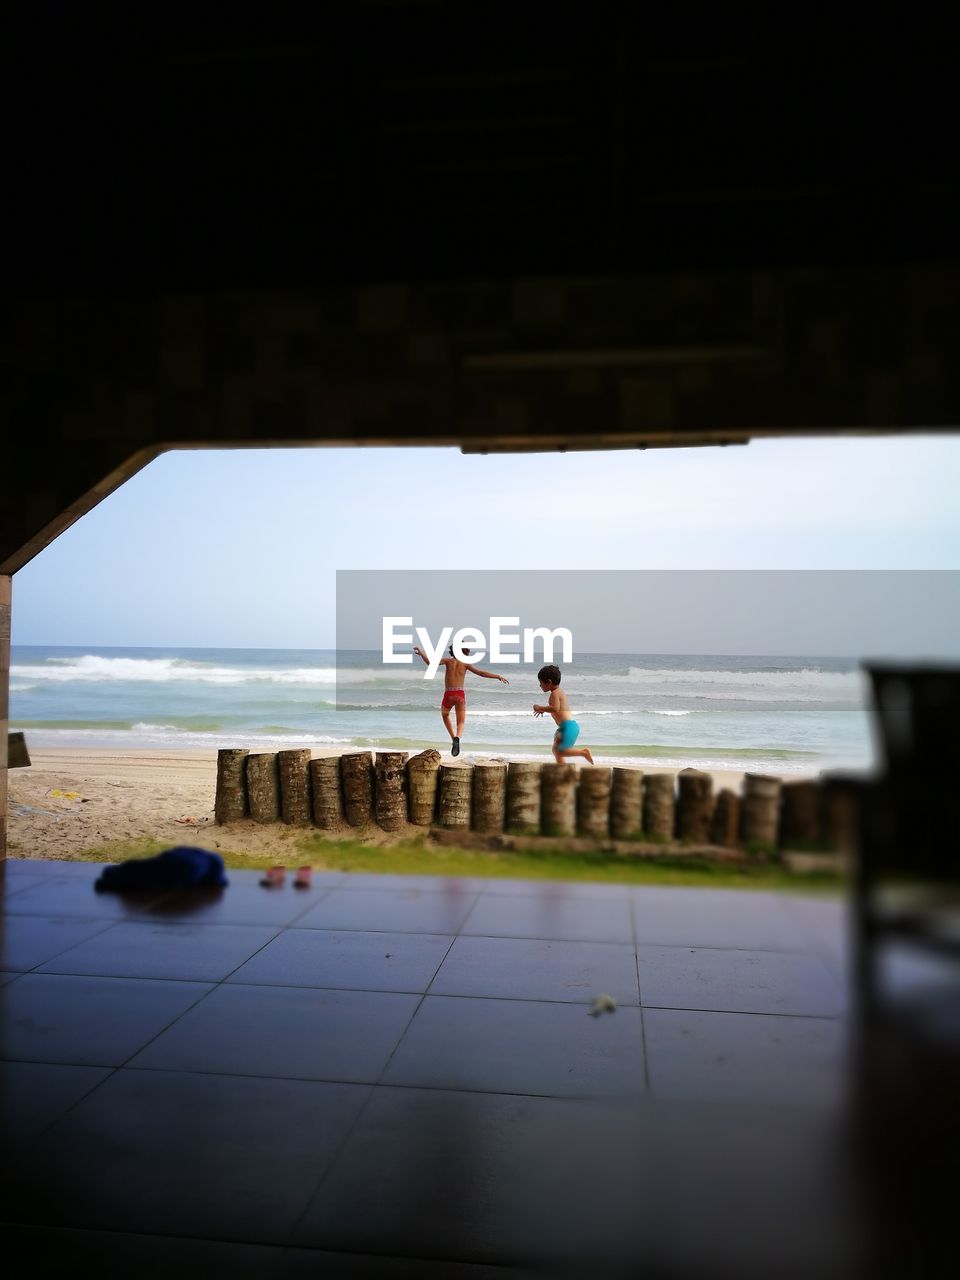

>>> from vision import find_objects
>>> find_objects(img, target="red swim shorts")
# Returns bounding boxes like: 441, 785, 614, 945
441, 689, 466, 710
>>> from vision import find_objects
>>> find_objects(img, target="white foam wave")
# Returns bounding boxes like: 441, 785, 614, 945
584, 666, 863, 690
24, 724, 357, 750
469, 706, 694, 718
10, 656, 401, 687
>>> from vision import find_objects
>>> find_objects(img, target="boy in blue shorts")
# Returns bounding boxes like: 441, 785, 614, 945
533, 664, 594, 764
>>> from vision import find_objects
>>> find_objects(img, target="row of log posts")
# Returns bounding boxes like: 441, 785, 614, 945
215, 748, 855, 853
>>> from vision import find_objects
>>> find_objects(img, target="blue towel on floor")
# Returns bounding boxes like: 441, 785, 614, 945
95, 846, 228, 892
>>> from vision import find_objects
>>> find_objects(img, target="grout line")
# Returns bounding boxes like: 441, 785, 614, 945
284, 931, 461, 1242
641, 1003, 846, 1020
631, 896, 651, 1092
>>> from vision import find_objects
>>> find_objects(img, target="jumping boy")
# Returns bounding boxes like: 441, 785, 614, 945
413, 643, 509, 757
534, 663, 594, 764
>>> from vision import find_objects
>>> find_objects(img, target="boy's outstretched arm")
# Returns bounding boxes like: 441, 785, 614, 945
466, 663, 509, 684
413, 646, 450, 670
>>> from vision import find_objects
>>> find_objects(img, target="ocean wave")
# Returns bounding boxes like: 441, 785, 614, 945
582, 666, 863, 690
10, 656, 401, 687
20, 725, 357, 750
468, 706, 694, 718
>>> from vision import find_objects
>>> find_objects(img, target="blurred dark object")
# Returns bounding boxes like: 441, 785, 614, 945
7, 732, 30, 768
854, 663, 960, 1017
850, 663, 960, 1278
95, 846, 228, 892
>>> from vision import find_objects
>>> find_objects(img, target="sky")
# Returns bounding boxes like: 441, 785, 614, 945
10, 432, 960, 650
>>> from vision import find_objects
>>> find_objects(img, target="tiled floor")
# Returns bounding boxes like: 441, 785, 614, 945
0, 858, 953, 1277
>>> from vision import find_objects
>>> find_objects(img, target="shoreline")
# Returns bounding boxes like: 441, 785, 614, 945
6, 746, 822, 862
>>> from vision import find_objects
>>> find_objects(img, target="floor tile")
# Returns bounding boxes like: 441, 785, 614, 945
632, 886, 810, 950
782, 894, 849, 968
383, 994, 645, 1098
462, 893, 633, 943
0, 914, 118, 971
4, 877, 172, 919
430, 934, 639, 1005
0, 1226, 294, 1279
295, 1086, 648, 1265
295, 888, 478, 935
8, 1068, 369, 1244
602, 1096, 860, 1279
643, 1007, 848, 1106
226, 868, 346, 892
34, 921, 282, 982
337, 873, 487, 893
3, 859, 107, 878
142, 884, 326, 926
0, 1226, 516, 1279
637, 944, 847, 1017
1, 874, 48, 898
227, 929, 453, 992
0, 1061, 112, 1140
0, 973, 214, 1065
129, 983, 420, 1082
481, 878, 630, 900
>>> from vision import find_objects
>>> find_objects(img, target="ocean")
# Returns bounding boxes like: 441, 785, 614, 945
8, 647, 877, 776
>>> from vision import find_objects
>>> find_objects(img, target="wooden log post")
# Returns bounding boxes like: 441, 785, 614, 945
279, 748, 313, 825
541, 763, 577, 837
246, 753, 280, 823
677, 768, 714, 843
215, 748, 249, 823
341, 752, 374, 827
577, 766, 612, 837
643, 773, 676, 840
710, 789, 741, 847
439, 763, 472, 829
310, 756, 344, 829
741, 773, 782, 850
821, 777, 859, 855
375, 751, 409, 831
407, 749, 442, 825
780, 779, 822, 847
610, 767, 644, 839
506, 761, 542, 835
472, 762, 507, 834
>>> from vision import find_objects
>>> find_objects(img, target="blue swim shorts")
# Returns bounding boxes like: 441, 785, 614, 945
555, 720, 580, 750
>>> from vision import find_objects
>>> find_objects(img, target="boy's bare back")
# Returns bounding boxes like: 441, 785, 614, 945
544, 686, 571, 724
440, 656, 470, 689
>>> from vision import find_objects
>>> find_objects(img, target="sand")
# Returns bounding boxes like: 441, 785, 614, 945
5, 747, 757, 862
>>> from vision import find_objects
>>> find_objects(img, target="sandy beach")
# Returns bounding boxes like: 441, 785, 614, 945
2, 748, 770, 862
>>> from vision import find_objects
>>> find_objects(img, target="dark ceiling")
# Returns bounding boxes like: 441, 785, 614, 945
6, 3, 957, 295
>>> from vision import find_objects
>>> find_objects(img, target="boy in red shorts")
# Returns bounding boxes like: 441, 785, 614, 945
413, 644, 510, 756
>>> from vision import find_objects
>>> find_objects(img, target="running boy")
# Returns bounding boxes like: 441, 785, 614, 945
534, 663, 594, 764
413, 643, 509, 757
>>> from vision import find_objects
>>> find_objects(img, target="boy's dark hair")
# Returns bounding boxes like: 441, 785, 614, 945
538, 664, 561, 685
449, 645, 470, 656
